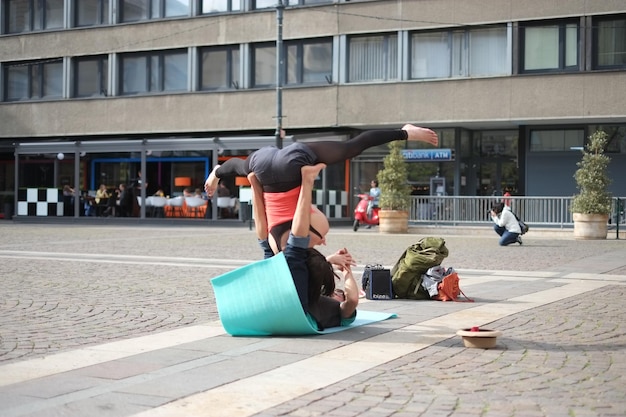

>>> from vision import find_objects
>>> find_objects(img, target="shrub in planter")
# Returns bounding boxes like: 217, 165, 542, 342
377, 141, 411, 233
571, 130, 612, 239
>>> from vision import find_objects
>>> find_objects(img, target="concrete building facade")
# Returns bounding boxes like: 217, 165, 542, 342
1, 0, 625, 219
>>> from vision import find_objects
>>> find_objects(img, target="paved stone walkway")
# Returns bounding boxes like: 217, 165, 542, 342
0, 223, 624, 416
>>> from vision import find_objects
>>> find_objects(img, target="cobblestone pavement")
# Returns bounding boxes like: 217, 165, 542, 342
0, 222, 625, 417
260, 286, 626, 417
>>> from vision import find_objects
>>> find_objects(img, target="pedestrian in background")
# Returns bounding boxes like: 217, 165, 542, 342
490, 202, 522, 246
366, 179, 380, 228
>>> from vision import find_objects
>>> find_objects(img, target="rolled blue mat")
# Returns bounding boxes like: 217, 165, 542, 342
211, 252, 396, 336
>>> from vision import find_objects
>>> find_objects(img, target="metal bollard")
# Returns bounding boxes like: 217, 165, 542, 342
616, 198, 623, 240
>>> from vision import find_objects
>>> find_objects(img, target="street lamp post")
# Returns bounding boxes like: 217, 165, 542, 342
275, 0, 285, 149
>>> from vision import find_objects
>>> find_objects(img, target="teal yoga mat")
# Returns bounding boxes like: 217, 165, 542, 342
211, 252, 396, 336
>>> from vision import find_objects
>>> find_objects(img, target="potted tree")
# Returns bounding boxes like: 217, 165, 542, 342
572, 130, 612, 239
377, 140, 411, 233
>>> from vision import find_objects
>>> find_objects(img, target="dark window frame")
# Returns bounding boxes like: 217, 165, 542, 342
200, 0, 240, 14
250, 42, 275, 88
74, 0, 109, 27
592, 14, 626, 70
250, 37, 333, 88
589, 125, 626, 154
347, 32, 398, 83
118, 49, 188, 96
3, 59, 64, 101
252, 0, 332, 9
72, 55, 109, 98
4, 0, 64, 34
519, 19, 580, 74
198, 45, 240, 91
528, 128, 586, 152
119, 0, 189, 23
284, 37, 333, 85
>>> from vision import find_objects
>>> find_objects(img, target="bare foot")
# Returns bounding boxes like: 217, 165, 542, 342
204, 164, 220, 197
301, 163, 326, 184
402, 124, 439, 147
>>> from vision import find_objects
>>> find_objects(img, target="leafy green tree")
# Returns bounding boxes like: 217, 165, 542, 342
572, 130, 612, 215
378, 141, 411, 211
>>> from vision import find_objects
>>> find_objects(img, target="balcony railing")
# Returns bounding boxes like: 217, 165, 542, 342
409, 196, 626, 229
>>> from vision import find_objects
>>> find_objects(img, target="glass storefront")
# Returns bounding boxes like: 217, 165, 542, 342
351, 128, 521, 202
8, 137, 260, 220
92, 156, 209, 197
4, 125, 625, 220
472, 130, 519, 196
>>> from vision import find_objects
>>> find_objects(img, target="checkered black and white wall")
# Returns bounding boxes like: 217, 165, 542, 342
314, 189, 348, 219
17, 188, 63, 217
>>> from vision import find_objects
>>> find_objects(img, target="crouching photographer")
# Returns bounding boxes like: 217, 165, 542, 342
490, 202, 522, 246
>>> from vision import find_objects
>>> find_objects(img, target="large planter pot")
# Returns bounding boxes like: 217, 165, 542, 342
573, 213, 609, 240
378, 210, 408, 234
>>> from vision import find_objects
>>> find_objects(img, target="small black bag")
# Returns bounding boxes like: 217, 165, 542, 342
361, 264, 393, 300
512, 212, 529, 235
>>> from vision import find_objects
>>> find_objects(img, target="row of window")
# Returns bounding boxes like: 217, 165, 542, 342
2, 15, 625, 102
1, 0, 337, 32
530, 126, 626, 153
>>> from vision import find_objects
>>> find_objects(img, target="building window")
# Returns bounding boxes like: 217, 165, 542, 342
411, 31, 451, 79
252, 0, 330, 9
5, 0, 64, 33
251, 43, 275, 87
593, 16, 626, 69
120, 0, 189, 22
469, 26, 509, 76
529, 129, 584, 152
520, 21, 579, 72
286, 38, 332, 85
252, 0, 274, 8
348, 34, 398, 82
410, 26, 508, 79
251, 38, 333, 88
297, 0, 333, 4
75, 0, 109, 27
199, 46, 240, 90
3, 60, 63, 101
201, 0, 241, 13
590, 125, 626, 154
120, 0, 148, 21
73, 56, 109, 97
119, 50, 188, 95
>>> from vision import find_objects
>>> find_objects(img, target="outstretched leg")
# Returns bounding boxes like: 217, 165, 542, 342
204, 158, 250, 197
305, 125, 438, 166
402, 124, 439, 145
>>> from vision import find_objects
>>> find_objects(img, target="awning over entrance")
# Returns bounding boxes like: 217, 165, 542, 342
14, 136, 294, 154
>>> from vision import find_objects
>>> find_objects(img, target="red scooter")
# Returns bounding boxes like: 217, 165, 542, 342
353, 194, 379, 231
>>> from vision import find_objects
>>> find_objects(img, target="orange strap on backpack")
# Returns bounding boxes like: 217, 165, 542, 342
432, 272, 474, 302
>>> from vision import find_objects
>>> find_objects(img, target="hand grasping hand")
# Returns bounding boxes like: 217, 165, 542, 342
326, 247, 357, 272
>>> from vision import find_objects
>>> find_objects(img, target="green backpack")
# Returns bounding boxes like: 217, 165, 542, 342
390, 237, 449, 299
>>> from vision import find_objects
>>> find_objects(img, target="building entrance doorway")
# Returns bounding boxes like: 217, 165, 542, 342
478, 160, 518, 196
472, 130, 519, 196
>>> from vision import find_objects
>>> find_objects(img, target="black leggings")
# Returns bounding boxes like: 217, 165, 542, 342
306, 129, 407, 165
215, 129, 408, 191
